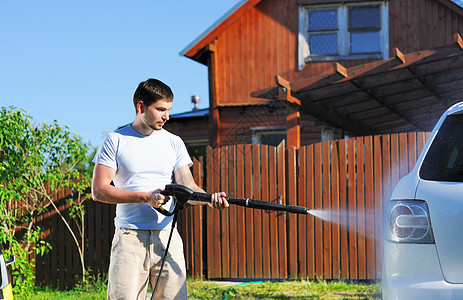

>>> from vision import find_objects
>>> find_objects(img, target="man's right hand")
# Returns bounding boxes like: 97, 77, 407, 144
146, 189, 170, 208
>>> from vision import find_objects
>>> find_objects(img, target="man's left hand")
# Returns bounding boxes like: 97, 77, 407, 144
209, 192, 229, 210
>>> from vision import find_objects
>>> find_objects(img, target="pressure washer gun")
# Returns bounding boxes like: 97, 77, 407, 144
151, 184, 309, 300
155, 183, 310, 216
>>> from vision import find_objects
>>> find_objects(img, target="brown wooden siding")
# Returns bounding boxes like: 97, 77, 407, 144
203, 0, 463, 145
389, 0, 463, 52
216, 105, 330, 145
164, 117, 209, 142
166, 107, 326, 148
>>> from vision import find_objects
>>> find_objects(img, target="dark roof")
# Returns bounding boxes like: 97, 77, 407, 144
251, 36, 463, 136
170, 108, 209, 119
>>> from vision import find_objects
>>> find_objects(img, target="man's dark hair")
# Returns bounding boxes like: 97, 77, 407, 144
133, 78, 174, 111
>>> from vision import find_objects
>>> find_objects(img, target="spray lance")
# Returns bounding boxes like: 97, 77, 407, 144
156, 183, 310, 216
150, 184, 309, 299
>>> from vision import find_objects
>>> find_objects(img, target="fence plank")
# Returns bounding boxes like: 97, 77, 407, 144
192, 157, 204, 279
382, 134, 392, 214
356, 137, 366, 280
43, 207, 52, 286
298, 146, 307, 278
330, 141, 340, 279
322, 142, 332, 279
277, 141, 287, 278
87, 199, 95, 280
417, 132, 427, 156
252, 145, 263, 278
221, 147, 230, 278
244, 144, 254, 277
287, 147, 298, 279
374, 135, 383, 279
338, 139, 349, 279
399, 133, 409, 178
228, 146, 238, 278
268, 145, 279, 278
314, 142, 323, 278
261, 145, 271, 278
364, 136, 375, 279
390, 134, 400, 195
236, 145, 246, 278
206, 146, 217, 278
94, 197, 102, 275
347, 138, 357, 279
65, 190, 73, 288
408, 132, 417, 171
306, 144, 315, 279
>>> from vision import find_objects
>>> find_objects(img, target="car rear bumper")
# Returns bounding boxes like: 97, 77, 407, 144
383, 276, 463, 300
382, 241, 463, 300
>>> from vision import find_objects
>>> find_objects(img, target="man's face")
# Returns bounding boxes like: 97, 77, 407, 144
140, 99, 172, 131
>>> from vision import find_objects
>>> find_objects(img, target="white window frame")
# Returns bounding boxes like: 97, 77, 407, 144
251, 126, 287, 146
298, 1, 389, 70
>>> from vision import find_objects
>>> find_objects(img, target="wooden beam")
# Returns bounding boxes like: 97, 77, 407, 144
455, 33, 463, 50
394, 48, 406, 64
206, 43, 217, 52
274, 75, 301, 148
207, 42, 220, 148
333, 62, 348, 77
275, 74, 291, 89
275, 75, 301, 106
287, 105, 301, 148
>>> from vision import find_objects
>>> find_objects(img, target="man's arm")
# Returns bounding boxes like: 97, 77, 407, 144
174, 164, 229, 210
91, 163, 168, 208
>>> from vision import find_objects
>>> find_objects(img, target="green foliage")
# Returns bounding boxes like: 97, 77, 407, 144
0, 106, 93, 294
16, 279, 380, 300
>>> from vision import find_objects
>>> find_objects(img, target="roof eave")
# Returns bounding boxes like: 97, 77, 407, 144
438, 0, 463, 16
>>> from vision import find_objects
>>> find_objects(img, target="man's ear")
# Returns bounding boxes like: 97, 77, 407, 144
136, 101, 145, 114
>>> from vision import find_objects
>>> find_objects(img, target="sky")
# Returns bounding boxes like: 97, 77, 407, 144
0, 0, 239, 147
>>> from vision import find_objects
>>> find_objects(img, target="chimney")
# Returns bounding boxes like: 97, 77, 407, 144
191, 94, 200, 110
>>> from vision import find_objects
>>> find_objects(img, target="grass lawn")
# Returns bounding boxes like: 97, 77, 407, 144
16, 279, 381, 299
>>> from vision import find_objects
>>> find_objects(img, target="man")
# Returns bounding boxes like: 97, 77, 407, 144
92, 78, 228, 299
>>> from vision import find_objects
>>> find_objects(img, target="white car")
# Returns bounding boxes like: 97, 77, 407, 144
382, 102, 463, 299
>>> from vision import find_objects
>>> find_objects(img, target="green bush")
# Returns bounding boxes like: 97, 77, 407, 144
0, 106, 92, 295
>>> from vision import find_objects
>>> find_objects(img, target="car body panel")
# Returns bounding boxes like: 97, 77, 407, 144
382, 242, 460, 300
415, 180, 463, 283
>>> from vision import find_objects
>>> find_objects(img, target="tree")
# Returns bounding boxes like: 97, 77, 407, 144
0, 106, 93, 293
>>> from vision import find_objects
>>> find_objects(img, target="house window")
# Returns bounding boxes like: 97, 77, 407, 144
184, 138, 209, 158
251, 127, 286, 147
298, 1, 389, 69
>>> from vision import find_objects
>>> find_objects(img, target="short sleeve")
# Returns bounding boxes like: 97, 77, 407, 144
173, 136, 193, 173
93, 133, 118, 170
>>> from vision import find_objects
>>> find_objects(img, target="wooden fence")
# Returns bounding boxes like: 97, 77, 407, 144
34, 132, 430, 287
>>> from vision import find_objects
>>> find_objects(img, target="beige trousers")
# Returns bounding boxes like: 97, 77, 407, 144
106, 227, 187, 300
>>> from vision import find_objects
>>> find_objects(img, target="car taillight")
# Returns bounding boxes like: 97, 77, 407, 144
386, 201, 435, 244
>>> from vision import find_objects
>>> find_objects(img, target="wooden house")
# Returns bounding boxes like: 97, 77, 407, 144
166, 0, 463, 149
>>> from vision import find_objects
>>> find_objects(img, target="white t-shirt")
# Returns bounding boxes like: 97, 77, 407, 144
93, 125, 193, 230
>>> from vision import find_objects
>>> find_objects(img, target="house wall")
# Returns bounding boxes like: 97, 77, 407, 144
165, 117, 209, 140
206, 0, 463, 146
164, 117, 210, 156
217, 104, 339, 145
